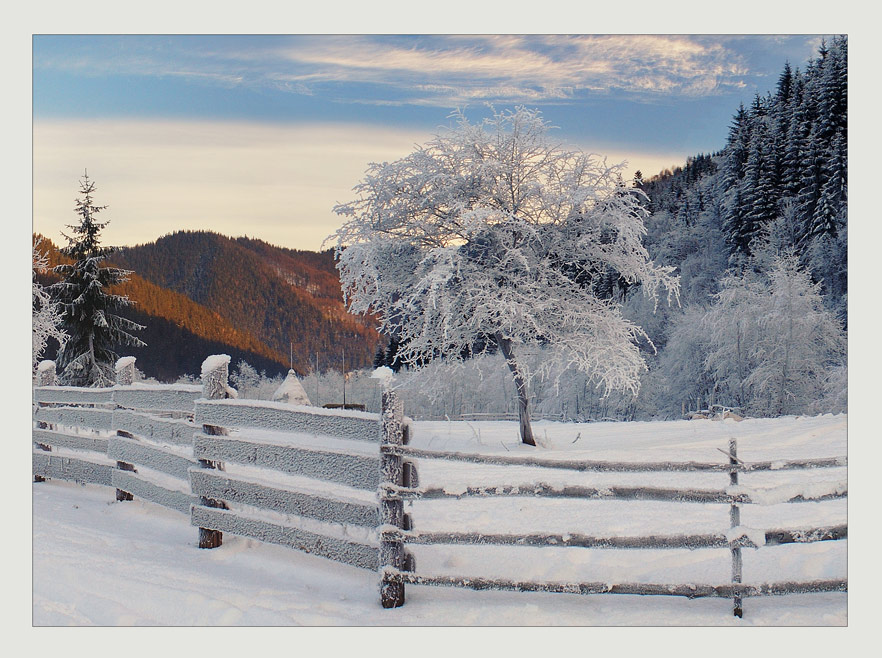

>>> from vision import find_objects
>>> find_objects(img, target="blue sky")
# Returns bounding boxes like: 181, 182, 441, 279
33, 34, 829, 251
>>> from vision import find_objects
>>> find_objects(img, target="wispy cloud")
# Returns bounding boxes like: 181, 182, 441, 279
35, 34, 752, 107
270, 34, 750, 103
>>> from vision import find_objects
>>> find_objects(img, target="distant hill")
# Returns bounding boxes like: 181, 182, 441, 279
111, 231, 381, 377
35, 232, 382, 381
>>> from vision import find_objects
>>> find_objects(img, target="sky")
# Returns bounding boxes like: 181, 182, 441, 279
32, 33, 831, 252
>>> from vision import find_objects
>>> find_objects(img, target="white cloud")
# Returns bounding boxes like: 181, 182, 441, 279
34, 118, 689, 252
271, 35, 749, 104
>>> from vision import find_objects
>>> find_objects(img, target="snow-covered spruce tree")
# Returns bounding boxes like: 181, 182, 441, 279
52, 173, 145, 387
32, 237, 67, 374
332, 107, 679, 445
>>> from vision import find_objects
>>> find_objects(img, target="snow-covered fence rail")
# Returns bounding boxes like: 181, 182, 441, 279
382, 445, 846, 473
32, 362, 116, 486
188, 359, 385, 570
381, 438, 847, 618
33, 386, 115, 406
32, 358, 202, 513
388, 482, 847, 504
31, 354, 392, 575
195, 399, 380, 441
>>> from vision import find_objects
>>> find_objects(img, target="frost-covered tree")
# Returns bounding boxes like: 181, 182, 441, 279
703, 253, 845, 416
702, 268, 766, 411
32, 237, 67, 373
746, 254, 846, 415
655, 305, 714, 414
52, 173, 145, 387
332, 107, 679, 445
230, 359, 261, 393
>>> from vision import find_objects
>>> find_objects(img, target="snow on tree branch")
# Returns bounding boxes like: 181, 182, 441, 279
331, 107, 679, 444
33, 237, 67, 374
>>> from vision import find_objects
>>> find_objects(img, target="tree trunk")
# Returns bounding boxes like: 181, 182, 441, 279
495, 333, 536, 446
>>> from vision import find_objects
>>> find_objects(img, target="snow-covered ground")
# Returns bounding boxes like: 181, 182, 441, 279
33, 414, 847, 626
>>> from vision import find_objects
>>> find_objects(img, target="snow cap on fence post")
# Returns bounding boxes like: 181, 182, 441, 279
201, 354, 234, 400
37, 360, 56, 386
115, 356, 136, 386
371, 366, 395, 390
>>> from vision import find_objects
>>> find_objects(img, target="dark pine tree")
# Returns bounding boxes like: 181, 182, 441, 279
741, 122, 779, 252
724, 103, 751, 188
780, 69, 806, 198
813, 129, 847, 240
52, 173, 146, 386
796, 125, 827, 244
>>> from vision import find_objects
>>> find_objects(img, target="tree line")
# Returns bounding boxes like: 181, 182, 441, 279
639, 35, 847, 319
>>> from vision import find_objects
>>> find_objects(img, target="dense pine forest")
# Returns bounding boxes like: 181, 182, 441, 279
639, 35, 846, 318
617, 36, 847, 418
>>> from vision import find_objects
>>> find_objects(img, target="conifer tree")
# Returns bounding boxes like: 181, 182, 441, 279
52, 173, 145, 387
723, 104, 750, 188
780, 70, 806, 198
740, 123, 778, 252
813, 130, 847, 241
775, 61, 793, 107
796, 126, 826, 244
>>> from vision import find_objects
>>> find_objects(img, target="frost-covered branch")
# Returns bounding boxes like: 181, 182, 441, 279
32, 237, 67, 374
331, 107, 679, 444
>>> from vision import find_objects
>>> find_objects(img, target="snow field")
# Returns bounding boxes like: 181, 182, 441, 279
33, 413, 846, 625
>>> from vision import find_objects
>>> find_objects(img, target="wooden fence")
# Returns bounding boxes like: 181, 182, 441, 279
33, 355, 386, 568
379, 438, 847, 617
33, 355, 846, 619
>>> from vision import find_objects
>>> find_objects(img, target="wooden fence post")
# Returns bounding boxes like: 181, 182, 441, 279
34, 360, 56, 482
198, 355, 231, 549
729, 438, 743, 618
37, 360, 57, 387
114, 357, 137, 501
115, 356, 136, 386
379, 388, 405, 608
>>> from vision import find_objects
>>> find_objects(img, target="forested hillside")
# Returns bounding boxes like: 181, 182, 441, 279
35, 236, 293, 380
111, 231, 380, 376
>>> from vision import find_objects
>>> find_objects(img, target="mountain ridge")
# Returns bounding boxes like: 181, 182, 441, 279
36, 231, 381, 381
